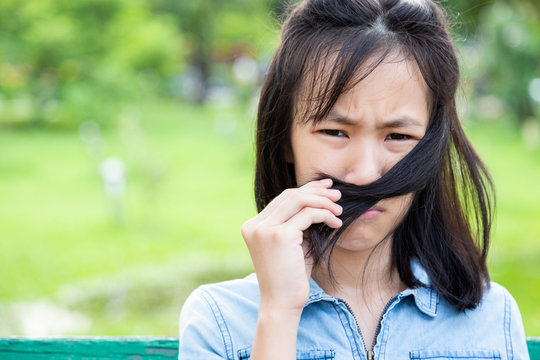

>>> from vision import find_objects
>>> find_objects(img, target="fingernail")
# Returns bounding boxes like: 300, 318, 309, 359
320, 178, 332, 185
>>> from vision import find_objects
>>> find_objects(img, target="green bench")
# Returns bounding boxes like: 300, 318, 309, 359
0, 337, 539, 359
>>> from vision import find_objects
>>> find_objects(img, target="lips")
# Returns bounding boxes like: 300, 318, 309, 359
359, 206, 384, 219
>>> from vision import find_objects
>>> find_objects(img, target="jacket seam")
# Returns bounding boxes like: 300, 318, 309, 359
198, 288, 235, 360
333, 303, 362, 360
503, 289, 513, 360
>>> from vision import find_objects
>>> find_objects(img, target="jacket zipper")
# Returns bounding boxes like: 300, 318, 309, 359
342, 297, 395, 360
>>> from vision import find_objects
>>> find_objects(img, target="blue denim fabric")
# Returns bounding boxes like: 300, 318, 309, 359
178, 261, 529, 359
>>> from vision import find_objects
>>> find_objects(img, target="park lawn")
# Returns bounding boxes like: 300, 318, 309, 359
0, 100, 538, 336
0, 100, 256, 334
466, 120, 540, 335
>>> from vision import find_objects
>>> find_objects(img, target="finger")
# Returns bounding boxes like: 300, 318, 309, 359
285, 207, 343, 233
298, 178, 341, 202
263, 191, 343, 226
257, 179, 341, 222
301, 177, 333, 189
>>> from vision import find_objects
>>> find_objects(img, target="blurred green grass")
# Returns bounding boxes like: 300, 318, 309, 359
0, 101, 254, 299
466, 120, 540, 335
0, 100, 538, 336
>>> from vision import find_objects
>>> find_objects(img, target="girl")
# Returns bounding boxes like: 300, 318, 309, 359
179, 0, 529, 359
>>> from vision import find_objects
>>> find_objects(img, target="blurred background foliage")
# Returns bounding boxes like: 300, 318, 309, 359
0, 0, 538, 337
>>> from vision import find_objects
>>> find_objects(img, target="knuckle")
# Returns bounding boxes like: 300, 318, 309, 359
271, 225, 291, 244
318, 188, 332, 197
326, 210, 337, 221
241, 220, 253, 238
288, 190, 301, 202
259, 223, 287, 245
252, 223, 267, 240
313, 208, 331, 221
283, 188, 294, 197
269, 227, 284, 242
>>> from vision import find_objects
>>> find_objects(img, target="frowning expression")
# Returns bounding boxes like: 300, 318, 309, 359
290, 56, 430, 251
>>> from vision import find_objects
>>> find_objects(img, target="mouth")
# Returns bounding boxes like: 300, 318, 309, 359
358, 206, 384, 219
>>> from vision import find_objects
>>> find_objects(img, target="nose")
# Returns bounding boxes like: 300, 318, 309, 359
342, 143, 383, 186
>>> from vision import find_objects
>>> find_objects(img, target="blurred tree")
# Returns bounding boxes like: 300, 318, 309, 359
151, 0, 278, 103
469, 1, 540, 127
431, 0, 540, 37
0, 0, 183, 127
3, 0, 537, 126
150, 1, 212, 103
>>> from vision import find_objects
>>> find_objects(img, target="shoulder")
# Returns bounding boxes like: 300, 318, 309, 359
429, 281, 528, 358
197, 272, 260, 304
184, 273, 260, 316
431, 281, 518, 315
472, 281, 525, 328
180, 274, 261, 328
483, 281, 517, 306
482, 281, 528, 352
180, 272, 260, 322
178, 274, 261, 359
435, 281, 521, 324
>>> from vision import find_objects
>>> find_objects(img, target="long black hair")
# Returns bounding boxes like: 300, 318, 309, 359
254, 0, 493, 311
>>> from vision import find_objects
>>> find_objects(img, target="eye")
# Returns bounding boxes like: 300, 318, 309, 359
385, 133, 411, 141
320, 129, 347, 137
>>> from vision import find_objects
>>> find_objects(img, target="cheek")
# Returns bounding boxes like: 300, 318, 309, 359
295, 157, 347, 185
384, 148, 414, 172
383, 193, 415, 217
293, 143, 344, 184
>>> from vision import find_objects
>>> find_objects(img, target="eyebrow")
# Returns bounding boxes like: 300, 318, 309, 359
322, 110, 424, 129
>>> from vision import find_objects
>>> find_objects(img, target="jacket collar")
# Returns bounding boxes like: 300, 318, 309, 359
403, 258, 439, 317
306, 258, 439, 317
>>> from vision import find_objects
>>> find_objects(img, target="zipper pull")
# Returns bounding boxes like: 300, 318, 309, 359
367, 349, 375, 360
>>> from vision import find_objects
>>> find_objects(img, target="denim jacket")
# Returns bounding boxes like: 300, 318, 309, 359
178, 261, 529, 359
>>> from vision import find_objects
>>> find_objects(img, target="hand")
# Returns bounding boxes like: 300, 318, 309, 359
241, 178, 342, 315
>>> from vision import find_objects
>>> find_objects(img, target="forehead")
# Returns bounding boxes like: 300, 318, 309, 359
295, 51, 431, 125
334, 58, 429, 123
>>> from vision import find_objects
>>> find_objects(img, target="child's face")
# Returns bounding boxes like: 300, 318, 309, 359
290, 57, 430, 252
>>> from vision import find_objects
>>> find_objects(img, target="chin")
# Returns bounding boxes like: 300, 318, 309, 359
335, 224, 391, 252
335, 236, 379, 253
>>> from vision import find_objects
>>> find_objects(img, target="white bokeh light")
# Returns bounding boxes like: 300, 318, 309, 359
528, 78, 540, 103
232, 56, 259, 85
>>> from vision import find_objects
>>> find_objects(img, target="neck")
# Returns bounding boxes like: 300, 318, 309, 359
311, 238, 404, 301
